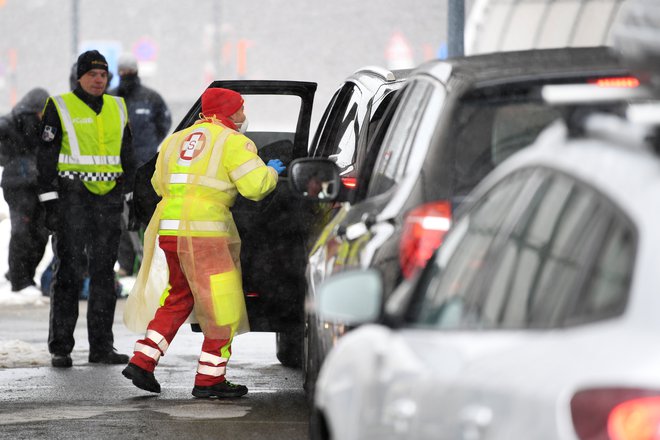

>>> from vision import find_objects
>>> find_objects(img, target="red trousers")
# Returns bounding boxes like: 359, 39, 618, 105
129, 236, 232, 386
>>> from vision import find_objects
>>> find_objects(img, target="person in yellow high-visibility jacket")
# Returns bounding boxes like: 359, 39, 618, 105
122, 87, 286, 398
37, 50, 136, 369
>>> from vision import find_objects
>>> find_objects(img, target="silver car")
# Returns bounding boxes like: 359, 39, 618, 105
311, 98, 660, 440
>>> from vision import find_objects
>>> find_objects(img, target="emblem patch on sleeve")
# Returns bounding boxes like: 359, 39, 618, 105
245, 141, 257, 154
41, 125, 56, 142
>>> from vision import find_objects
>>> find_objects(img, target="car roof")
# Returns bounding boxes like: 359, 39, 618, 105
349, 65, 413, 83
416, 46, 630, 87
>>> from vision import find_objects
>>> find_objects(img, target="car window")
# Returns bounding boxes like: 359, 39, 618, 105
367, 80, 433, 196
309, 89, 338, 156
484, 174, 609, 328
408, 170, 536, 329
564, 212, 635, 325
408, 167, 636, 332
354, 89, 406, 201
450, 100, 561, 197
309, 82, 362, 173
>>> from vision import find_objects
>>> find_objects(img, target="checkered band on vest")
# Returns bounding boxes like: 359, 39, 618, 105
58, 170, 123, 182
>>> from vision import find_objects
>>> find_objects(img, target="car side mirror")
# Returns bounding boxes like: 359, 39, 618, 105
288, 158, 342, 201
316, 269, 384, 326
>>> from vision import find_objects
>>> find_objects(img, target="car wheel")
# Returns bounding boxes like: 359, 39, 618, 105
276, 327, 303, 368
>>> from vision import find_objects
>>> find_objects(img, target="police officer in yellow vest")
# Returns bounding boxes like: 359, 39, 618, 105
122, 87, 285, 398
37, 50, 136, 368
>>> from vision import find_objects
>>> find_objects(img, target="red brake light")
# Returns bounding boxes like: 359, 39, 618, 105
590, 77, 640, 88
609, 397, 660, 440
342, 177, 357, 189
571, 388, 660, 440
399, 200, 452, 279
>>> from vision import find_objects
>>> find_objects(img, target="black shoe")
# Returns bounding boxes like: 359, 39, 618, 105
192, 380, 248, 398
89, 350, 130, 364
122, 363, 161, 393
51, 354, 72, 368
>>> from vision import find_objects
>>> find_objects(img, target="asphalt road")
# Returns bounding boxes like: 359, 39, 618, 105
0, 298, 309, 440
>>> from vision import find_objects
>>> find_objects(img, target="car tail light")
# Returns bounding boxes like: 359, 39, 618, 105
399, 200, 452, 279
590, 77, 640, 88
571, 388, 660, 440
342, 177, 357, 189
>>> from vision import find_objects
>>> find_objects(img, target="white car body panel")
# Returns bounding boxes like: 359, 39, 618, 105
314, 116, 660, 440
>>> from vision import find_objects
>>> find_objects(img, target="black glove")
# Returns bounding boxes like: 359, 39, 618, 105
43, 199, 60, 233
123, 192, 140, 231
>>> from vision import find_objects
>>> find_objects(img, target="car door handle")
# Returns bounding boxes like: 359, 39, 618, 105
459, 404, 493, 440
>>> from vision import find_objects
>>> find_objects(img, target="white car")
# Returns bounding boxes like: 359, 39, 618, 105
310, 104, 660, 440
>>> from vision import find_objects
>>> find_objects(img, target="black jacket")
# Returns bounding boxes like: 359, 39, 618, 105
0, 88, 49, 189
110, 75, 171, 167
37, 86, 136, 197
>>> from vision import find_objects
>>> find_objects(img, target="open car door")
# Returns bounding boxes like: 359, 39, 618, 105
132, 80, 317, 367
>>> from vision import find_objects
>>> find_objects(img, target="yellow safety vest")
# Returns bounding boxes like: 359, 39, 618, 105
153, 118, 278, 237
51, 92, 128, 195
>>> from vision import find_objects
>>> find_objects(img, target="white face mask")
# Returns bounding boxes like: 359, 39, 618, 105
236, 117, 249, 134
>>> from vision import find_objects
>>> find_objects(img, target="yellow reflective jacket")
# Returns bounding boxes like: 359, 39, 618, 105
153, 118, 278, 237
124, 117, 278, 335
51, 92, 128, 195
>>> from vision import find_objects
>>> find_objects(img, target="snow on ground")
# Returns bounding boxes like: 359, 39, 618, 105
0, 340, 51, 368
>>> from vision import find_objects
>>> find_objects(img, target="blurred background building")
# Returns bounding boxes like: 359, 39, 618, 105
0, 0, 457, 129
0, 0, 628, 137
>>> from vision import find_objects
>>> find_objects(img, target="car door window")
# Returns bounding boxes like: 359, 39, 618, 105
409, 170, 536, 329
473, 171, 630, 330
485, 174, 604, 328
564, 213, 635, 325
354, 90, 406, 201
408, 167, 634, 332
309, 90, 338, 156
367, 80, 433, 196
309, 83, 362, 173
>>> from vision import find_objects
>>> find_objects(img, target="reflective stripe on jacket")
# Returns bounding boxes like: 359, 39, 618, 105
51, 92, 127, 195
153, 118, 278, 237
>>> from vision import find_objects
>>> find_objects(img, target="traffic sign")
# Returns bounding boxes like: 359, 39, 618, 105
132, 37, 158, 62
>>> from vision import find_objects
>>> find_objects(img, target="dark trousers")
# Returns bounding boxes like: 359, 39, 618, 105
48, 179, 123, 356
3, 186, 49, 291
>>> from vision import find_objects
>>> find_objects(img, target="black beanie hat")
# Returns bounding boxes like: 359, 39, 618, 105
76, 50, 108, 79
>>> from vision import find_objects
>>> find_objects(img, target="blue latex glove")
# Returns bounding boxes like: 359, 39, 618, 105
267, 159, 286, 175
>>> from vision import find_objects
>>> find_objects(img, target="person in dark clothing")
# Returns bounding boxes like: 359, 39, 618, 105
37, 50, 137, 368
110, 53, 171, 167
0, 88, 50, 295
39, 62, 119, 299
110, 53, 171, 277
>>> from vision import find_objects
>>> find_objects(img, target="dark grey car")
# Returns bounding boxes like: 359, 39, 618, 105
290, 46, 638, 398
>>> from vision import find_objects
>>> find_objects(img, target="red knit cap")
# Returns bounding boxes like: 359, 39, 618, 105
201, 88, 244, 118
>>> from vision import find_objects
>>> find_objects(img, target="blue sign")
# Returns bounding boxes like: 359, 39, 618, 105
133, 37, 157, 62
